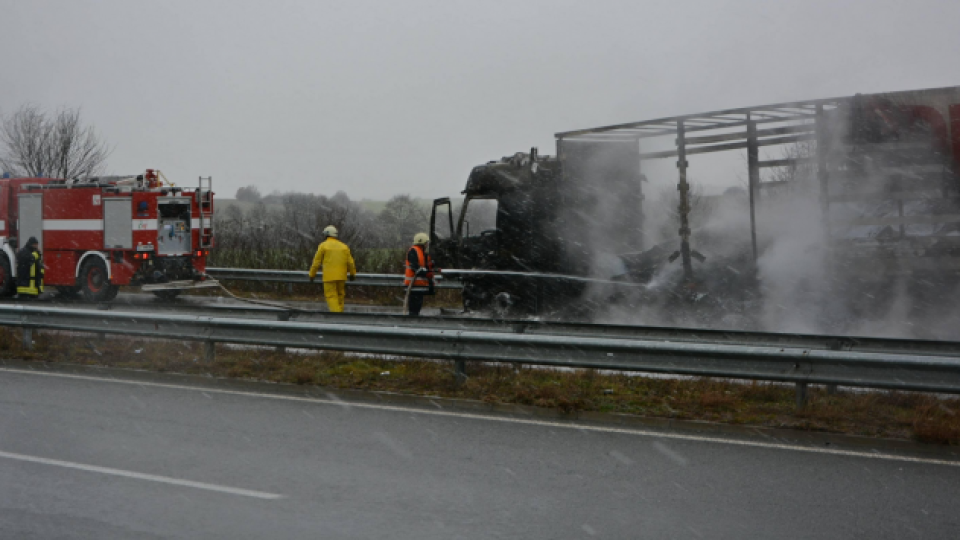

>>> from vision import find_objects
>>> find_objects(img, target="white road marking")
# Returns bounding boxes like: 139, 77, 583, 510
3, 367, 959, 468
0, 449, 284, 500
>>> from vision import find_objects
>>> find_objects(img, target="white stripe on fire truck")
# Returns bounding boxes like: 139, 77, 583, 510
40, 219, 209, 231
42, 219, 103, 231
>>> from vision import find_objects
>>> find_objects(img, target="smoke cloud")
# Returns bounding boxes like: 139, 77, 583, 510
577, 94, 960, 341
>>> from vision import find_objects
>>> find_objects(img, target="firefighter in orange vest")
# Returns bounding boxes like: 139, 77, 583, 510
308, 226, 356, 313
404, 232, 439, 317
15, 237, 44, 299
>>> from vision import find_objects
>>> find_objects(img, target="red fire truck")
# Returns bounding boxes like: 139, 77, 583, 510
0, 170, 218, 301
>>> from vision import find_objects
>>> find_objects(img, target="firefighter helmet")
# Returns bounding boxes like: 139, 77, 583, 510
323, 225, 339, 238
413, 232, 429, 245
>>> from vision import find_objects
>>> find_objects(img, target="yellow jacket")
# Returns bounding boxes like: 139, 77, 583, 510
309, 238, 357, 282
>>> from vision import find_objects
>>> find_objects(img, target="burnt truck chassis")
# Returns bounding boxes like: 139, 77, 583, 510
431, 86, 960, 321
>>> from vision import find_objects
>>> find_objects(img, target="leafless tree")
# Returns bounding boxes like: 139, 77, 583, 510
235, 184, 262, 202
650, 180, 716, 245
378, 194, 428, 248
0, 105, 110, 179
760, 139, 818, 200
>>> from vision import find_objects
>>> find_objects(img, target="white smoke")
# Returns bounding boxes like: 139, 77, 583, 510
586, 140, 960, 340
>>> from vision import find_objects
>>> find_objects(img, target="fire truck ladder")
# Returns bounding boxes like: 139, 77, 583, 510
198, 176, 214, 249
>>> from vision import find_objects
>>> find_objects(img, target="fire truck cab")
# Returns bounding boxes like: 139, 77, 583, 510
0, 170, 217, 302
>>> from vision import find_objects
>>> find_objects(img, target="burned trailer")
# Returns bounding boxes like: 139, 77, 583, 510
555, 85, 960, 327
433, 85, 960, 324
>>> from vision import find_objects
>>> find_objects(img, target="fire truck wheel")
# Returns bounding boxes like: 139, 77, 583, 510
103, 285, 120, 301
153, 290, 181, 301
79, 258, 116, 302
0, 256, 14, 297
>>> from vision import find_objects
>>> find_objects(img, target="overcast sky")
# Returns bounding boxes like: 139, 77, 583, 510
2, 0, 958, 200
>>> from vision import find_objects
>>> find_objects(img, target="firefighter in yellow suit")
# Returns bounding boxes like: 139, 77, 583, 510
308, 226, 356, 313
16, 236, 44, 299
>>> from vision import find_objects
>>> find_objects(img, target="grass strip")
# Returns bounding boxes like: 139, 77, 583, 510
3, 327, 958, 445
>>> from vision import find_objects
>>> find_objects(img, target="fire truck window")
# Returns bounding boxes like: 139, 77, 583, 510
462, 198, 497, 238
159, 203, 190, 220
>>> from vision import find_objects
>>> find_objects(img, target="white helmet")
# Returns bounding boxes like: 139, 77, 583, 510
323, 225, 338, 238
413, 232, 429, 245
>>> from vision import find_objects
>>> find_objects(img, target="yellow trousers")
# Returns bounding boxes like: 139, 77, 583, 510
323, 280, 346, 313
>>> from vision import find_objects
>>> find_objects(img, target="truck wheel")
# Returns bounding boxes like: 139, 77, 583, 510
0, 256, 15, 298
461, 282, 490, 312
79, 258, 118, 302
153, 290, 181, 301
102, 284, 120, 301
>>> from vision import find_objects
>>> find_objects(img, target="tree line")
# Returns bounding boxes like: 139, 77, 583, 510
212, 188, 433, 273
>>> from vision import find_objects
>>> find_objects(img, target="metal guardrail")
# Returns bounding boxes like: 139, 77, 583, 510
86, 296, 960, 359
3, 305, 960, 406
205, 267, 463, 289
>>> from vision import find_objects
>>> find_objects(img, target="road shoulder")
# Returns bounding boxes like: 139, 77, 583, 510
3, 358, 958, 463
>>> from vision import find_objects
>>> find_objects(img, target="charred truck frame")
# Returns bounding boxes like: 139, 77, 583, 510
0, 170, 217, 302
430, 86, 960, 317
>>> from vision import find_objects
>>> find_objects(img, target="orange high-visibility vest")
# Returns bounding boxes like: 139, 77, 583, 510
404, 245, 433, 287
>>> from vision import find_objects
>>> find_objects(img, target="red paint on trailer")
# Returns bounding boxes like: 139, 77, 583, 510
908, 105, 950, 153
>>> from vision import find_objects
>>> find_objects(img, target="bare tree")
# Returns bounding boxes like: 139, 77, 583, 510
235, 184, 262, 202
0, 105, 46, 177
378, 194, 428, 248
651, 180, 715, 245
760, 139, 818, 200
0, 105, 110, 179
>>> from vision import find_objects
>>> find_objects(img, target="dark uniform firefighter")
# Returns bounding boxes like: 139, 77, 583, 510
404, 232, 439, 317
16, 237, 44, 299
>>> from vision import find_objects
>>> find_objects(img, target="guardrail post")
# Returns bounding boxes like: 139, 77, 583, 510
203, 341, 216, 363
826, 384, 838, 395
454, 360, 467, 385
96, 304, 109, 341
276, 312, 291, 352
795, 382, 809, 410
22, 328, 32, 350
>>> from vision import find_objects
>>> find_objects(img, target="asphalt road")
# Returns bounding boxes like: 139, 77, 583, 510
0, 367, 958, 539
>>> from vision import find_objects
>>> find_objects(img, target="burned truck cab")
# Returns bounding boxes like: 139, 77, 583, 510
431, 151, 563, 312
435, 152, 561, 262
431, 142, 645, 315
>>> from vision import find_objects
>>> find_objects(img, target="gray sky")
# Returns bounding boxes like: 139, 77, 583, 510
2, 0, 958, 200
